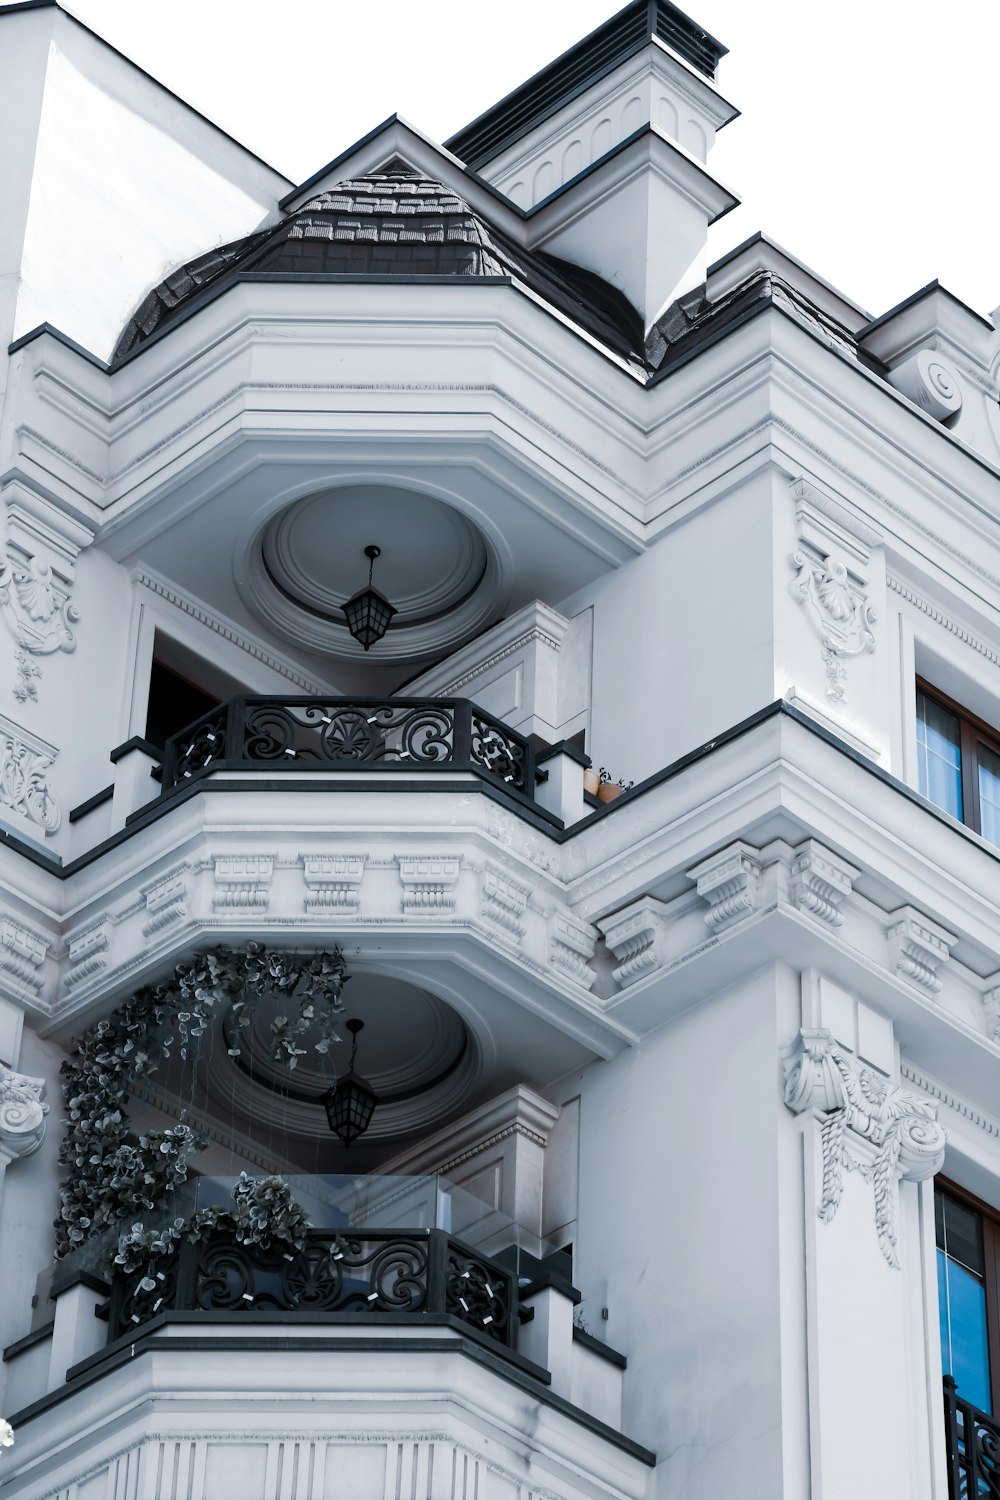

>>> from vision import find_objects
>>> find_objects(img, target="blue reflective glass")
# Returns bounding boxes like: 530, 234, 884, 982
938, 1247, 992, 1413
978, 742, 1000, 848
917, 692, 963, 820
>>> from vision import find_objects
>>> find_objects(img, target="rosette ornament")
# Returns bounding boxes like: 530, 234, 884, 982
0, 1066, 48, 1162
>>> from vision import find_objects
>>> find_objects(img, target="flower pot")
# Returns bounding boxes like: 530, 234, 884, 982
583, 768, 601, 796
597, 782, 623, 803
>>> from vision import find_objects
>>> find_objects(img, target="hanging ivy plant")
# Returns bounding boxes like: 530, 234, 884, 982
56, 942, 347, 1260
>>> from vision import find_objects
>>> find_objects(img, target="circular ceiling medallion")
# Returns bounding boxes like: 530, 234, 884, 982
205, 973, 481, 1143
239, 484, 501, 660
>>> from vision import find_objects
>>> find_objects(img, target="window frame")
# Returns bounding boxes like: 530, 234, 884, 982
936, 1176, 1000, 1413
916, 678, 1000, 839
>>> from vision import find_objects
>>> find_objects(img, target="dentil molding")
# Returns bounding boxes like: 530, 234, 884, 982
784, 1027, 945, 1268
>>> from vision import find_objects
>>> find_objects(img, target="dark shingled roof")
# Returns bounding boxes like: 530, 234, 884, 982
112, 162, 645, 366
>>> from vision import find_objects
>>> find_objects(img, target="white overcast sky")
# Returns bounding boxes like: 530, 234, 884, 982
65, 0, 1000, 322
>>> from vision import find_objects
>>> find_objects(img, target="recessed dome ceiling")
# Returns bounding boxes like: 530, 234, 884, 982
240, 482, 501, 660
207, 973, 480, 1145
263, 485, 487, 628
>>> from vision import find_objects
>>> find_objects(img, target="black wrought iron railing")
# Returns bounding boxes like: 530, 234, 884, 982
159, 697, 536, 803
107, 1228, 517, 1351
943, 1376, 1000, 1498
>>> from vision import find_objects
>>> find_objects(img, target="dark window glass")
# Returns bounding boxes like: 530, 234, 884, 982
145, 660, 220, 751
936, 1187, 993, 1413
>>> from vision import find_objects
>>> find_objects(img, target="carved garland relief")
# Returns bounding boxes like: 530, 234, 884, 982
789, 547, 875, 702
784, 1028, 945, 1269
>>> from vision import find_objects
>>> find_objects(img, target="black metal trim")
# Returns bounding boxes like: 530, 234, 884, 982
2, 1320, 54, 1362
7, 699, 1000, 877
572, 1325, 627, 1369
536, 739, 589, 768
109, 735, 161, 766
49, 1263, 111, 1300
942, 1374, 1000, 1498
68, 785, 113, 823
4, 1319, 655, 1465
860, 279, 995, 341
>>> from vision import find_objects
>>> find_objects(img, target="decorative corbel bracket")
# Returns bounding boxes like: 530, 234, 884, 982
789, 840, 859, 927
0, 1064, 48, 1162
598, 897, 671, 987
784, 1027, 945, 1268
688, 842, 761, 933
982, 979, 1000, 1044
886, 906, 956, 993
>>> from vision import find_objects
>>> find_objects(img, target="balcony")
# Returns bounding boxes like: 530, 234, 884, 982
2, 1174, 653, 1500
158, 695, 544, 815
943, 1377, 1000, 1498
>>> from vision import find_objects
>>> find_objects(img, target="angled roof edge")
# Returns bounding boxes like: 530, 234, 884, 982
860, 279, 996, 340
279, 116, 529, 238
706, 232, 872, 330
0, 0, 291, 186
444, 0, 727, 171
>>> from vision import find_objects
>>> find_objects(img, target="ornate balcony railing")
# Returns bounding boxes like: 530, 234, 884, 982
943, 1376, 1000, 1498
106, 1227, 518, 1351
159, 696, 537, 804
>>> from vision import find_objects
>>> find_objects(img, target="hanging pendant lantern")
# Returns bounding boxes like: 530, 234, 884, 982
323, 1018, 379, 1146
342, 544, 397, 651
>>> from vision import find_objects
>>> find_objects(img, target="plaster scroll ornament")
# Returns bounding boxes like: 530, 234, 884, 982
0, 551, 79, 701
784, 1028, 945, 1269
0, 719, 60, 833
789, 548, 875, 702
0, 1065, 48, 1162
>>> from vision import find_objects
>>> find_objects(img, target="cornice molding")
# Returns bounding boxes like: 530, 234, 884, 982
135, 569, 325, 692
886, 574, 1000, 669
900, 1061, 1000, 1141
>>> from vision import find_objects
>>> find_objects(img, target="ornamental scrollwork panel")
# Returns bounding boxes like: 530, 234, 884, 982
789, 547, 875, 702
784, 1027, 945, 1269
0, 1064, 48, 1162
0, 549, 79, 701
0, 714, 60, 833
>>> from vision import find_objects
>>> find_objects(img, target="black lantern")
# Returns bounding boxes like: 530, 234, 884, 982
323, 1019, 379, 1146
342, 544, 397, 651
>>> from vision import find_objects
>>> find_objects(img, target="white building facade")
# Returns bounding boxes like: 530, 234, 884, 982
0, 3, 998, 1497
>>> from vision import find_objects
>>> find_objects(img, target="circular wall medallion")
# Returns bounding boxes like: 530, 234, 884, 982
241, 484, 501, 660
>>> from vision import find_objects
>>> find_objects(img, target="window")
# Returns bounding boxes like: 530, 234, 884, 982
144, 658, 220, 751
936, 1182, 1000, 1414
916, 683, 1000, 843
